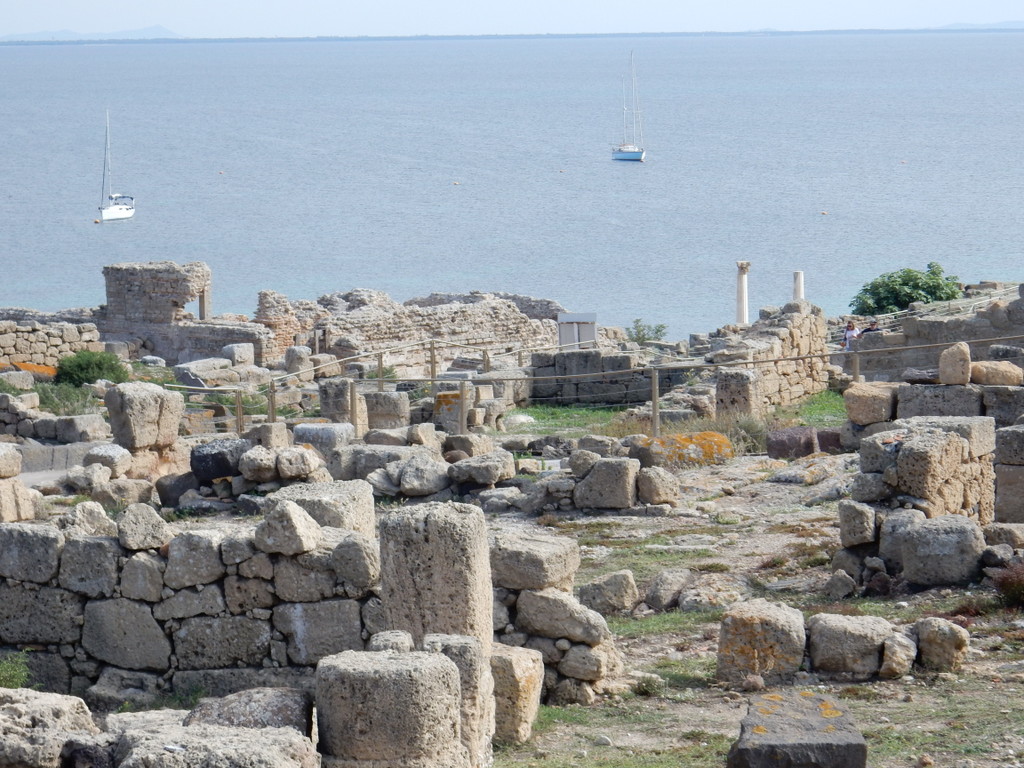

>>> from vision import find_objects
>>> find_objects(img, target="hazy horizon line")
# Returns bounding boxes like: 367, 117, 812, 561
4, 23, 1024, 44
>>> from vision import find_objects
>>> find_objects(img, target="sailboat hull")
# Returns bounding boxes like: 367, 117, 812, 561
612, 146, 645, 161
99, 204, 135, 221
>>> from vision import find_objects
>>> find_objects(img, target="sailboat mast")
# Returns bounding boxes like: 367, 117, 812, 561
100, 110, 111, 205
630, 52, 643, 147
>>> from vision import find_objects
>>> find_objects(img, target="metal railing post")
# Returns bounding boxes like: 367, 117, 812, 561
458, 380, 469, 435
430, 340, 438, 397
234, 390, 245, 434
851, 351, 861, 382
650, 367, 660, 439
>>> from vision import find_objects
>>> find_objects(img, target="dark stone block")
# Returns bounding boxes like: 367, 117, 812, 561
815, 427, 845, 455
727, 690, 867, 768
189, 438, 251, 483
155, 471, 199, 507
766, 426, 819, 459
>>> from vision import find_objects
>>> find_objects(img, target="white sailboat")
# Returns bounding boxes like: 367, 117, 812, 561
97, 111, 135, 222
612, 52, 645, 162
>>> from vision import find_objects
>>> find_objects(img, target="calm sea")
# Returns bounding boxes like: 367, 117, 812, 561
2, 32, 1023, 339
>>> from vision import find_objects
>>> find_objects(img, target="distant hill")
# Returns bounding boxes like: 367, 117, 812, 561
0, 26, 182, 42
939, 21, 1024, 29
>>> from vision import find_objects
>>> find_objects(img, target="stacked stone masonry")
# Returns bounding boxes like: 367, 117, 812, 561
0, 503, 618, 708
0, 320, 102, 368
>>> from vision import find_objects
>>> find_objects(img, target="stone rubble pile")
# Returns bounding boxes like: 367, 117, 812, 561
716, 598, 970, 686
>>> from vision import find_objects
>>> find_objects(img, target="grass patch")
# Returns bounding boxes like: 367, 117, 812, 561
508, 404, 626, 436
35, 382, 101, 416
608, 609, 724, 639
0, 650, 30, 688
650, 656, 717, 689
781, 390, 848, 428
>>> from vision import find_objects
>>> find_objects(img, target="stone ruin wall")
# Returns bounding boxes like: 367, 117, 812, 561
850, 284, 1024, 380
531, 301, 832, 413
0, 503, 616, 709
0, 321, 103, 369
253, 288, 560, 374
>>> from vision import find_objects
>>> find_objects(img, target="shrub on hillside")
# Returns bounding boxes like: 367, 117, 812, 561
992, 562, 1024, 609
0, 651, 29, 689
54, 350, 128, 388
850, 262, 961, 315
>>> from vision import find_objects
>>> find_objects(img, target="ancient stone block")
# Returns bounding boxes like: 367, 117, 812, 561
890, 415, 995, 458
894, 429, 965, 500
224, 575, 274, 614
317, 377, 368, 434
807, 613, 893, 680
105, 382, 184, 450
276, 446, 323, 480
58, 535, 122, 597
901, 516, 985, 586
489, 531, 580, 592
329, 531, 380, 593
56, 414, 111, 444
0, 522, 64, 583
316, 650, 470, 767
274, 557, 336, 603
578, 570, 639, 616
982, 385, 1024, 427
273, 599, 363, 665
364, 391, 410, 430
120, 551, 165, 602
915, 616, 970, 671
843, 382, 898, 426
292, 422, 355, 456
636, 466, 680, 505
727, 691, 866, 768
183, 686, 313, 735
82, 598, 171, 670
0, 584, 83, 644
0, 477, 37, 523
971, 360, 1023, 385
163, 530, 226, 589
173, 616, 271, 670
996, 463, 1024, 523
153, 585, 226, 620
423, 633, 495, 768
380, 502, 493, 648
716, 599, 805, 686
83, 443, 133, 478
896, 384, 983, 419
838, 500, 876, 548
0, 689, 99, 768
117, 502, 171, 550
766, 426, 819, 459
190, 438, 250, 483
514, 588, 610, 646
254, 499, 323, 555
490, 644, 544, 745
448, 450, 516, 487
0, 443, 21, 478
938, 341, 972, 385
572, 457, 639, 509
238, 445, 279, 482
268, 480, 375, 535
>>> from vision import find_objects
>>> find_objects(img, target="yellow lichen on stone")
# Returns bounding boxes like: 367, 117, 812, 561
753, 725, 768, 735
798, 691, 816, 698
640, 431, 734, 467
756, 706, 779, 716
762, 693, 785, 702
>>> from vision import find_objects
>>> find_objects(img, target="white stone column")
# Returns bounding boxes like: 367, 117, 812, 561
793, 271, 805, 301
736, 261, 751, 325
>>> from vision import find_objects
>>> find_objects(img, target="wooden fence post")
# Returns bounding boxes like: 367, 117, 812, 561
268, 380, 277, 423
650, 368, 660, 439
234, 390, 245, 434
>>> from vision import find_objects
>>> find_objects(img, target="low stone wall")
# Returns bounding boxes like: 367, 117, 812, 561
848, 284, 1024, 379
0, 500, 618, 707
0, 320, 102, 368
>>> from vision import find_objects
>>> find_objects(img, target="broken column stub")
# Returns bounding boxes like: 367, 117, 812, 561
315, 650, 470, 768
105, 382, 185, 451
378, 502, 492, 650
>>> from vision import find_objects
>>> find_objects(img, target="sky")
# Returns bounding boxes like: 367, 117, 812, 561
4, 0, 1024, 39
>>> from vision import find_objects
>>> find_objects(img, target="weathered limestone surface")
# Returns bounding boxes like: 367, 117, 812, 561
716, 599, 806, 686
106, 382, 185, 451
490, 644, 544, 745
379, 502, 492, 648
315, 650, 471, 768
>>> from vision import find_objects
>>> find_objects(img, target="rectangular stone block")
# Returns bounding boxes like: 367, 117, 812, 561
890, 415, 995, 458
896, 384, 983, 419
843, 382, 898, 426
997, 424, 1024, 465
727, 691, 866, 768
983, 385, 1024, 427
996, 463, 1024, 523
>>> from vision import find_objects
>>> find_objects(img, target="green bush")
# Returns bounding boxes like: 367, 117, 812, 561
54, 350, 128, 388
626, 318, 668, 345
850, 262, 961, 315
0, 651, 30, 689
